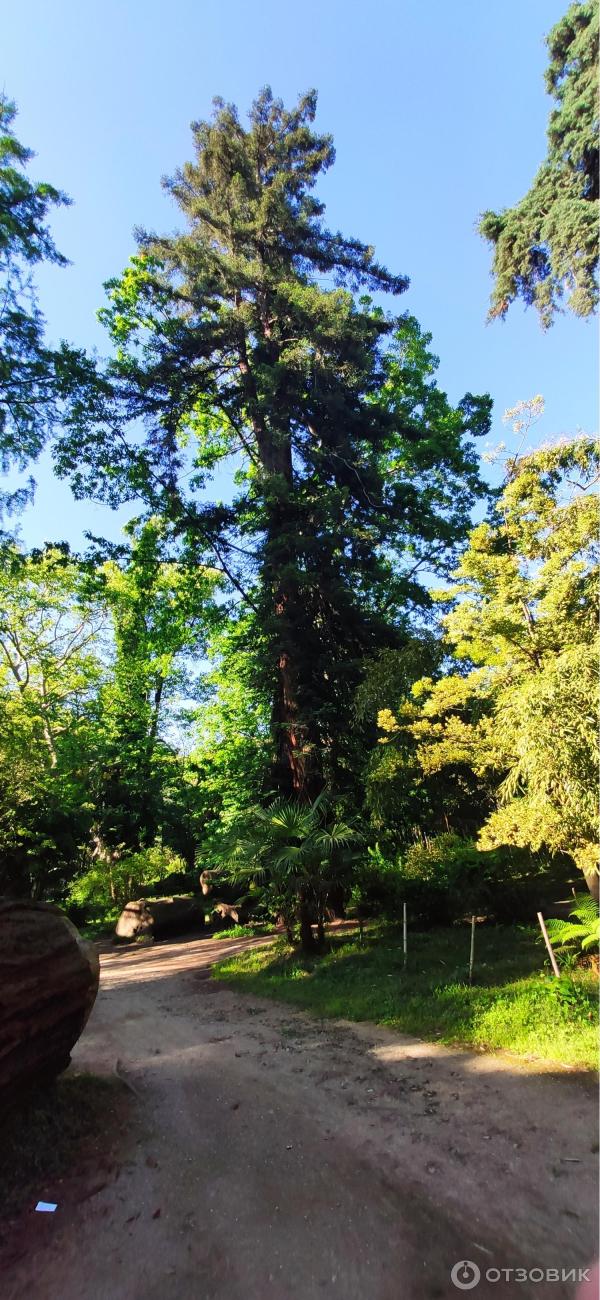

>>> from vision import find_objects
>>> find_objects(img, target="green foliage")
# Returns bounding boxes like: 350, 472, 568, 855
0, 545, 104, 898
88, 518, 220, 859
357, 638, 490, 843
191, 613, 271, 865
545, 893, 600, 955
227, 792, 360, 946
479, 1, 599, 325
56, 88, 489, 804
352, 835, 572, 927
68, 843, 185, 913
0, 527, 218, 905
211, 922, 272, 940
215, 924, 598, 1069
0, 97, 75, 520
350, 843, 407, 917
382, 426, 599, 889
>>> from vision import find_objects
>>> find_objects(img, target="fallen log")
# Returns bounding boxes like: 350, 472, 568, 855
115, 895, 206, 941
0, 899, 100, 1112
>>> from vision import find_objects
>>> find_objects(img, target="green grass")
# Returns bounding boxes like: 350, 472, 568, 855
211, 922, 274, 940
78, 913, 119, 940
0, 1074, 128, 1227
214, 924, 599, 1070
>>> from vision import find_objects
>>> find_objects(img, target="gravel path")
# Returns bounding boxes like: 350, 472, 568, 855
4, 933, 598, 1299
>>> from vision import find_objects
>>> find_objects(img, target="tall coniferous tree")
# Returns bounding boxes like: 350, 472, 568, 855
479, 0, 599, 326
57, 90, 490, 802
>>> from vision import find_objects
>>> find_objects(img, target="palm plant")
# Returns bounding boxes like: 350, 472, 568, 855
545, 894, 599, 959
228, 793, 360, 951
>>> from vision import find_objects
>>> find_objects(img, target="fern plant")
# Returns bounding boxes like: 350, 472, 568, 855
545, 894, 599, 957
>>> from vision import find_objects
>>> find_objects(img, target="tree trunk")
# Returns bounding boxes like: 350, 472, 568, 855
298, 897, 316, 952
583, 869, 599, 903
273, 645, 309, 797
268, 531, 323, 803
573, 848, 599, 902
236, 298, 323, 805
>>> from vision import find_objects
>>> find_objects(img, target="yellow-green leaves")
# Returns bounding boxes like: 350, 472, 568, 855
405, 435, 599, 880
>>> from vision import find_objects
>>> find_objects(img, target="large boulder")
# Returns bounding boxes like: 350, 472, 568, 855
115, 895, 205, 941
0, 899, 100, 1109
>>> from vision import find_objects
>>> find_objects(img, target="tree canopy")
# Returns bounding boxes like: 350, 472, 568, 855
479, 0, 599, 326
375, 411, 599, 892
0, 99, 72, 521
0, 81, 596, 943
56, 89, 491, 811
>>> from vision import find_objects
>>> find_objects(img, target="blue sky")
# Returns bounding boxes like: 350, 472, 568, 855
4, 0, 598, 550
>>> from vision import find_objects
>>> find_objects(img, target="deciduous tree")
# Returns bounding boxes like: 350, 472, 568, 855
389, 412, 599, 893
0, 545, 104, 896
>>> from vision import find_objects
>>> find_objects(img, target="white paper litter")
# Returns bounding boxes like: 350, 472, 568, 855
35, 1201, 57, 1212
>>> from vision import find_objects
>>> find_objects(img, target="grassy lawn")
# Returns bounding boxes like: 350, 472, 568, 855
214, 924, 599, 1070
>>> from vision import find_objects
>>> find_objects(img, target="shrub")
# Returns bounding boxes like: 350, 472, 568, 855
350, 844, 406, 918
352, 835, 573, 926
67, 844, 186, 917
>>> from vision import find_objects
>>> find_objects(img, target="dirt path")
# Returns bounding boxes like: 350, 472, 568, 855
5, 934, 598, 1300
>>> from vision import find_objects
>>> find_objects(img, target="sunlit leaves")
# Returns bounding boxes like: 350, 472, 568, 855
398, 434, 599, 882
478, 1, 598, 325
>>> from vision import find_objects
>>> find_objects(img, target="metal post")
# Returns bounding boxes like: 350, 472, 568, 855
468, 915, 476, 984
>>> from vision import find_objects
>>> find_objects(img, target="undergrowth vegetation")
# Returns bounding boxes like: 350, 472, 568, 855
211, 923, 273, 941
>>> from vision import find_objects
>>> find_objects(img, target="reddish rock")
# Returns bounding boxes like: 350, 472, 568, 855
0, 899, 100, 1110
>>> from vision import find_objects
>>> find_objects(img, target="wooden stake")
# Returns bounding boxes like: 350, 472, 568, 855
468, 915, 476, 985
403, 902, 407, 969
358, 917, 364, 947
537, 911, 560, 978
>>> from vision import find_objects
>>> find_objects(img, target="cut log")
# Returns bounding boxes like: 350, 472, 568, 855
0, 899, 100, 1112
115, 895, 206, 941
148, 896, 205, 937
115, 899, 154, 940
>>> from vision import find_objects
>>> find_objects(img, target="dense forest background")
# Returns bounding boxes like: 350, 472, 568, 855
0, 1, 597, 949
